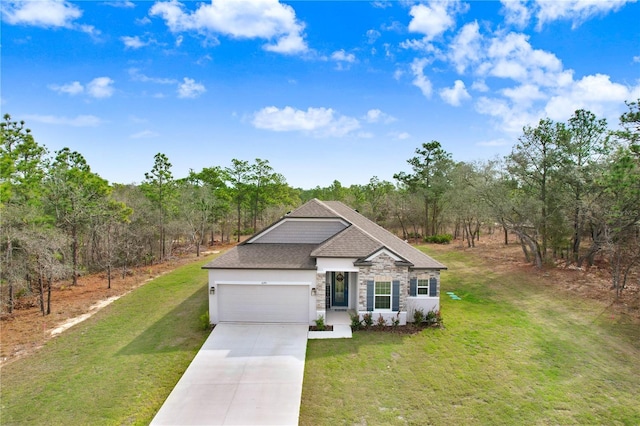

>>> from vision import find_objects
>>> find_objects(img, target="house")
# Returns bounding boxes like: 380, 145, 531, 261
202, 199, 446, 325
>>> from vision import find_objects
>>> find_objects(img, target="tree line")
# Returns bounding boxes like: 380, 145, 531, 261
1, 100, 638, 315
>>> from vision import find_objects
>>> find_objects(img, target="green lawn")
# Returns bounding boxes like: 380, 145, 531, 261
2, 248, 638, 425
0, 256, 215, 426
300, 247, 640, 425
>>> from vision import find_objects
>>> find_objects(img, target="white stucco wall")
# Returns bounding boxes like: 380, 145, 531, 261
316, 257, 359, 273
208, 269, 317, 324
406, 297, 440, 322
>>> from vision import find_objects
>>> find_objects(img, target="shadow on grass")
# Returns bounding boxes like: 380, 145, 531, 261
305, 328, 439, 360
117, 284, 209, 356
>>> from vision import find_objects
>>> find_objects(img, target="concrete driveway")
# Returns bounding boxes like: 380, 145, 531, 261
151, 323, 309, 425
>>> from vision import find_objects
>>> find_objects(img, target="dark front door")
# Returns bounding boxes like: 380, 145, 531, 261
331, 272, 349, 307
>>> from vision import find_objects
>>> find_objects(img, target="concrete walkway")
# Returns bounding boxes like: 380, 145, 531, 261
151, 323, 308, 425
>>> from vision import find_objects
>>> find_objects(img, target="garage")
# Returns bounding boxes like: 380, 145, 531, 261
217, 284, 310, 323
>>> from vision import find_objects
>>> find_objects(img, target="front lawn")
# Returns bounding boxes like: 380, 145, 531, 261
0, 255, 216, 425
300, 248, 640, 425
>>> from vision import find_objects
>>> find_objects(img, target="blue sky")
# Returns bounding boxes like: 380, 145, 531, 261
2, 0, 639, 188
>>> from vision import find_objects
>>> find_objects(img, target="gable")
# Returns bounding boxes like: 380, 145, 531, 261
248, 218, 348, 244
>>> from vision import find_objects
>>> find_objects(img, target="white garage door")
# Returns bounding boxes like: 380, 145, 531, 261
218, 284, 309, 323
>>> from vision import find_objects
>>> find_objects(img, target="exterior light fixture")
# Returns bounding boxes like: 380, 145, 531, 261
209, 287, 215, 295
311, 287, 316, 296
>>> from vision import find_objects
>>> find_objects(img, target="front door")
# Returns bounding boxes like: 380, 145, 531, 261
331, 272, 349, 307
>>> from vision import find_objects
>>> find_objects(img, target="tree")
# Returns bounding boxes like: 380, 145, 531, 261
600, 100, 640, 298
177, 167, 228, 256
45, 148, 111, 285
363, 176, 395, 224
92, 199, 132, 288
561, 109, 610, 264
394, 141, 453, 237
506, 119, 569, 265
141, 153, 176, 261
247, 158, 289, 231
445, 162, 491, 247
1, 114, 50, 312
225, 159, 251, 242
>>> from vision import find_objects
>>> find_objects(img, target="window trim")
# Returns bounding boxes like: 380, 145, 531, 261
417, 278, 430, 296
374, 279, 392, 311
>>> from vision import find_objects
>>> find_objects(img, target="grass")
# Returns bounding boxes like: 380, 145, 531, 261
2, 247, 639, 425
0, 255, 216, 426
300, 247, 640, 425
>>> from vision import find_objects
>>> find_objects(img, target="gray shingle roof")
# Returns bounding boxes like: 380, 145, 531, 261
310, 225, 382, 258
286, 198, 339, 218
322, 200, 447, 269
203, 199, 446, 270
202, 244, 317, 270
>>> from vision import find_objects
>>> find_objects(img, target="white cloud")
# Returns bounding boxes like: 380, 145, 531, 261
472, 80, 489, 92
364, 109, 396, 124
252, 106, 360, 137
1, 0, 99, 37
500, 0, 530, 28
105, 1, 135, 8
366, 29, 381, 44
1, 0, 81, 28
544, 74, 640, 122
372, 1, 393, 9
483, 32, 572, 89
389, 131, 411, 140
86, 77, 114, 98
23, 114, 102, 127
449, 21, 482, 74
49, 77, 114, 98
410, 58, 432, 97
501, 83, 546, 105
129, 68, 177, 85
149, 0, 308, 54
400, 37, 441, 54
407, 1, 466, 40
331, 50, 356, 63
177, 78, 206, 98
634, 55, 640, 63
534, 0, 633, 29
49, 81, 84, 95
475, 96, 539, 134
439, 80, 471, 106
130, 130, 159, 139
121, 35, 148, 49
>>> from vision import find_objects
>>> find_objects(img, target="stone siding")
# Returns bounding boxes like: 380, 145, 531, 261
315, 273, 326, 310
357, 252, 409, 311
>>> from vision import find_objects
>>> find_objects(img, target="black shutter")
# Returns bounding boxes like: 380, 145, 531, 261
392, 280, 400, 311
429, 277, 438, 296
409, 278, 417, 296
366, 280, 374, 311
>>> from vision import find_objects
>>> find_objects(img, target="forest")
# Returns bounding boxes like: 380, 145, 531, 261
1, 99, 638, 316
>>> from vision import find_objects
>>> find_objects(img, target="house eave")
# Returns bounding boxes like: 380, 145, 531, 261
202, 266, 317, 271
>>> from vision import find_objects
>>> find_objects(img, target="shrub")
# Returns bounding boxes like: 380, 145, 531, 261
350, 312, 362, 330
413, 308, 425, 324
424, 234, 453, 244
314, 314, 326, 331
425, 309, 438, 325
391, 312, 401, 327
362, 312, 373, 328
199, 310, 211, 330
376, 314, 387, 327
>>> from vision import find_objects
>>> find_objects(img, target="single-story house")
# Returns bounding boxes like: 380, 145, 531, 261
203, 198, 446, 325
